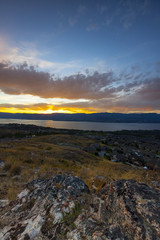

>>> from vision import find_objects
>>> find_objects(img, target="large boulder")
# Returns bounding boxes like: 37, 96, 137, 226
98, 180, 160, 239
68, 179, 160, 240
0, 175, 160, 240
0, 175, 89, 240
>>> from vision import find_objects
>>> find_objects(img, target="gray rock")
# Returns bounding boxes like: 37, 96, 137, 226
0, 176, 160, 240
0, 175, 89, 239
0, 160, 5, 168
0, 199, 9, 207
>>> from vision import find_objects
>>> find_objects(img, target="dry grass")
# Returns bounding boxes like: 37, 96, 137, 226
0, 133, 159, 200
9, 163, 21, 176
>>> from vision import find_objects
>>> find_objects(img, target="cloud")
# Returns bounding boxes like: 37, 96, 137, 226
118, 0, 151, 29
0, 103, 56, 114
54, 84, 160, 112
104, 17, 113, 27
98, 5, 108, 15
0, 62, 120, 99
0, 96, 159, 114
0, 37, 78, 73
86, 23, 98, 32
69, 17, 77, 27
68, 5, 86, 27
0, 102, 94, 114
0, 61, 159, 113
100, 0, 151, 30
136, 78, 160, 101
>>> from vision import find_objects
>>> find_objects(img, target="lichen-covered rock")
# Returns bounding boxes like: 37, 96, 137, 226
63, 179, 160, 240
98, 180, 160, 240
0, 175, 89, 240
0, 175, 160, 240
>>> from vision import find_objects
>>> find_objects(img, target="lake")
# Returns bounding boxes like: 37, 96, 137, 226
0, 118, 160, 131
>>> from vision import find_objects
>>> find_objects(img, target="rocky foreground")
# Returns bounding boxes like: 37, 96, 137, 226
0, 175, 160, 240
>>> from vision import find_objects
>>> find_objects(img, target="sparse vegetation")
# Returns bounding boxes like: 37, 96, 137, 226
61, 202, 81, 227
9, 163, 21, 176
58, 202, 81, 239
7, 182, 22, 200
0, 124, 160, 201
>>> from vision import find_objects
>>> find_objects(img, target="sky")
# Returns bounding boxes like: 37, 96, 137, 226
0, 0, 160, 114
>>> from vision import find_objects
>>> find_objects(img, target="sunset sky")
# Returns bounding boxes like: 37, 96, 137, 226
0, 0, 160, 114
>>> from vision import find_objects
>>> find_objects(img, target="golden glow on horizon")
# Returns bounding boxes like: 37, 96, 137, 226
0, 105, 96, 114
0, 105, 159, 114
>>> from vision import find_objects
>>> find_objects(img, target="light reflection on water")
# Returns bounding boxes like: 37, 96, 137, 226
0, 119, 160, 131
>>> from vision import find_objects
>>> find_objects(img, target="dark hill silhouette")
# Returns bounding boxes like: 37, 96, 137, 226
0, 112, 160, 123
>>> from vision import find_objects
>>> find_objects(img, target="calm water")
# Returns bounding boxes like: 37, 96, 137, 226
0, 118, 160, 131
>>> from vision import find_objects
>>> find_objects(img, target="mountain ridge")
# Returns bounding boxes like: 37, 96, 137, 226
0, 112, 160, 123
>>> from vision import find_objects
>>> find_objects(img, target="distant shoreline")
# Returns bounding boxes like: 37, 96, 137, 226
1, 119, 160, 131
0, 112, 160, 123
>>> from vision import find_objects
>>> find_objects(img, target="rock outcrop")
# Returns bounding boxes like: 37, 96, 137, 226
84, 133, 160, 170
0, 175, 160, 240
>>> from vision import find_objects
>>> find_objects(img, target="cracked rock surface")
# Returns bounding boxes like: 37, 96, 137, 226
0, 175, 160, 240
